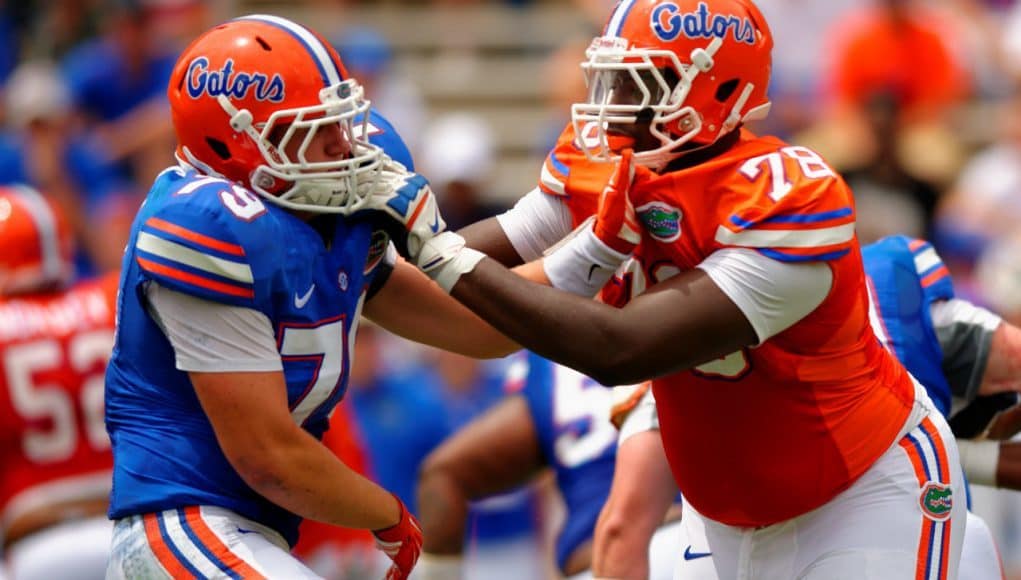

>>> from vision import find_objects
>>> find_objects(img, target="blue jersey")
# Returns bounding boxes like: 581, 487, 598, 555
864, 235, 955, 417
105, 111, 410, 546
517, 353, 617, 573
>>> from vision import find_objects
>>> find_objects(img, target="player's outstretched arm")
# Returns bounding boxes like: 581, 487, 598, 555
593, 428, 678, 580
363, 258, 519, 359
416, 395, 545, 578
459, 216, 528, 268
448, 262, 757, 386
367, 150, 756, 385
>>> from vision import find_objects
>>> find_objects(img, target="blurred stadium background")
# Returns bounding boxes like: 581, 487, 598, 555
3, 0, 1021, 577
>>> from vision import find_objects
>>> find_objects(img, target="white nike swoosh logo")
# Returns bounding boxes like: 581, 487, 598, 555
294, 284, 315, 308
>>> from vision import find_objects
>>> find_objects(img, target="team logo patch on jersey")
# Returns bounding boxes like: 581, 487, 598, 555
636, 201, 682, 242
919, 482, 953, 521
338, 270, 349, 292
651, 2, 756, 45
364, 230, 389, 274
186, 57, 285, 102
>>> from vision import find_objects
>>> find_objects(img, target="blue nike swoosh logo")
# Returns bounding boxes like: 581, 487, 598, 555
683, 546, 713, 561
429, 208, 441, 233
237, 527, 258, 535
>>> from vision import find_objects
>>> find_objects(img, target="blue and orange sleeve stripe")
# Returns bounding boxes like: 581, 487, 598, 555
134, 216, 256, 305
719, 206, 856, 262
905, 237, 954, 298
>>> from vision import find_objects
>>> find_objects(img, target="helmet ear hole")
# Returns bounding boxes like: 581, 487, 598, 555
205, 137, 231, 160
715, 79, 739, 103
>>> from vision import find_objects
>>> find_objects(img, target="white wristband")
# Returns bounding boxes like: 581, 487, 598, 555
957, 439, 1000, 487
542, 225, 629, 297
417, 231, 486, 293
414, 552, 464, 580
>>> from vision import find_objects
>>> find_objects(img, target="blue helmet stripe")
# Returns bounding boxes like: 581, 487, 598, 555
606, 0, 638, 37
235, 14, 343, 87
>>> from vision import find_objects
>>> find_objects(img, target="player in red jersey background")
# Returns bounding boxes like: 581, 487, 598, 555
0, 184, 118, 580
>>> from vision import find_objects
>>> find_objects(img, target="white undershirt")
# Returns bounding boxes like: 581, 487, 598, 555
496, 187, 574, 262
697, 248, 832, 344
619, 388, 660, 443
145, 282, 282, 373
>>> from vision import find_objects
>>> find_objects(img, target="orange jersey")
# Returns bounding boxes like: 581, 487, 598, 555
542, 127, 916, 527
0, 273, 119, 527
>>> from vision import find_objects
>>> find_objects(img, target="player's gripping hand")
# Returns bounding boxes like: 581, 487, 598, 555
373, 494, 423, 580
363, 158, 446, 261
543, 149, 642, 297
593, 148, 642, 255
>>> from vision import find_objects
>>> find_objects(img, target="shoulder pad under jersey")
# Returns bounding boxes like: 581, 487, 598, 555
711, 140, 856, 263
132, 170, 284, 309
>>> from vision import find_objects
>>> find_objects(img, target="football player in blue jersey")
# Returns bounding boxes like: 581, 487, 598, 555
596, 235, 1021, 580
414, 351, 687, 580
102, 15, 519, 580
413, 353, 623, 580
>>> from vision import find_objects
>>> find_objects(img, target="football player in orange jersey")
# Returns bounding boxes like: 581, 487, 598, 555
0, 185, 119, 580
369, 1, 967, 578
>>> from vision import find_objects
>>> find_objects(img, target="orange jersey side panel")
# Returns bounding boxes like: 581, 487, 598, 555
606, 131, 916, 527
0, 273, 119, 523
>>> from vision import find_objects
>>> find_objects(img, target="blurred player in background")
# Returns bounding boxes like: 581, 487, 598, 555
0, 185, 118, 580
369, 0, 969, 576
414, 352, 679, 580
598, 235, 1018, 580
102, 14, 518, 580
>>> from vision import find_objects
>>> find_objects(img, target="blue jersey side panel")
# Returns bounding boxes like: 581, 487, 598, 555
519, 354, 617, 572
863, 235, 955, 417
105, 157, 402, 545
